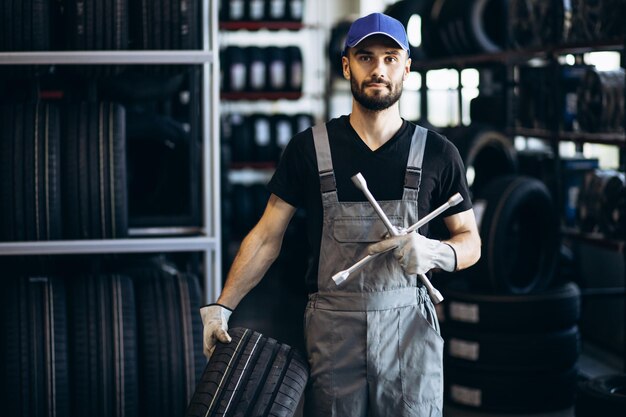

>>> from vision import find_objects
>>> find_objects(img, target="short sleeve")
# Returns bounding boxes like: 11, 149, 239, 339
267, 129, 313, 208
437, 139, 473, 216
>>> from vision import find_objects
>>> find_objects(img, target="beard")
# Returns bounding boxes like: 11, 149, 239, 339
350, 75, 403, 112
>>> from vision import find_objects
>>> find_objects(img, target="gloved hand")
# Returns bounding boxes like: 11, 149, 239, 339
367, 232, 456, 275
200, 303, 233, 359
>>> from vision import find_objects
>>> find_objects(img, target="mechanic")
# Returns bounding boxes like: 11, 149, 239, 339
201, 12, 481, 417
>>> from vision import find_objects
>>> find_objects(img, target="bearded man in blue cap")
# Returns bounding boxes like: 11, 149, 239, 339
200, 12, 481, 417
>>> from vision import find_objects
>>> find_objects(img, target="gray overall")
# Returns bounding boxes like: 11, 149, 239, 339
303, 124, 443, 417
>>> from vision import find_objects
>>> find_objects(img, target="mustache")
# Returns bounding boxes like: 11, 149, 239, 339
363, 77, 391, 88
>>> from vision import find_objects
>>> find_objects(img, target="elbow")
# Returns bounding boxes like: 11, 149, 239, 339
470, 236, 482, 266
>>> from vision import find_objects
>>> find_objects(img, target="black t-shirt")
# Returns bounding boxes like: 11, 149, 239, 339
267, 115, 472, 293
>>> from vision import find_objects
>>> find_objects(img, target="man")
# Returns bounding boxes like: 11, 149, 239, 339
201, 12, 481, 417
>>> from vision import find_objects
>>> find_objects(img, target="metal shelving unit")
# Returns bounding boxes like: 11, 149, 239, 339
0, 0, 222, 303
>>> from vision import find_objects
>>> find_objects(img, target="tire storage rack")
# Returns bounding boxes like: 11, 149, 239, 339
218, 0, 317, 274
374, 0, 626, 415
0, 1, 223, 416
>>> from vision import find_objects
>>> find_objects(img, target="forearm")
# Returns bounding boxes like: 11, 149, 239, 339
443, 230, 481, 271
217, 227, 283, 309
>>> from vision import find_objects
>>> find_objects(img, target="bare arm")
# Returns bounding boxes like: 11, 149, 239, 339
216, 194, 296, 309
442, 208, 481, 270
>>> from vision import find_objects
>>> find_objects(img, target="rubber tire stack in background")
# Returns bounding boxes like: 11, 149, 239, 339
126, 258, 205, 417
576, 68, 625, 134
438, 173, 573, 414
66, 274, 139, 417
129, 0, 199, 50
62, 102, 128, 239
440, 281, 581, 413
0, 102, 63, 241
63, 0, 129, 78
186, 327, 309, 417
1, 275, 69, 417
470, 175, 559, 293
442, 125, 518, 199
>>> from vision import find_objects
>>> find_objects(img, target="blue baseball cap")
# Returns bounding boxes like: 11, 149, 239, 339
344, 13, 409, 56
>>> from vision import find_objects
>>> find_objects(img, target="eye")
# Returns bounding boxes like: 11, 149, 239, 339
386, 56, 398, 63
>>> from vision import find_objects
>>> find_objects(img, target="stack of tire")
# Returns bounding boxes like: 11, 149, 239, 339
576, 67, 625, 134
441, 124, 517, 198
221, 46, 304, 95
0, 101, 128, 241
221, 112, 313, 241
219, 0, 305, 23
222, 113, 314, 165
0, 257, 204, 417
577, 169, 626, 238
0, 0, 199, 80
439, 173, 580, 414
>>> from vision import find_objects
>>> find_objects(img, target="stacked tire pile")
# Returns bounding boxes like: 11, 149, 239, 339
0, 101, 128, 241
577, 169, 626, 238
0, 257, 204, 417
439, 175, 581, 414
517, 65, 625, 134
441, 125, 517, 198
569, 0, 626, 43
330, 0, 625, 63
222, 113, 314, 165
0, 0, 198, 52
220, 0, 305, 23
577, 67, 625, 133
221, 46, 304, 95
0, 0, 199, 80
221, 113, 313, 240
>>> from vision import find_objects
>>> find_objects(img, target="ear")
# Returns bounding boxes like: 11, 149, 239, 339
342, 56, 350, 80
403, 57, 411, 80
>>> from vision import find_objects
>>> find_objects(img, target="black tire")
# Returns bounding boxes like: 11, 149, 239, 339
576, 374, 626, 417
508, 0, 571, 49
470, 175, 559, 293
62, 102, 128, 239
0, 276, 69, 417
0, 103, 62, 241
129, 260, 205, 417
443, 325, 580, 372
327, 19, 353, 78
442, 125, 517, 197
445, 364, 577, 413
384, 0, 430, 60
185, 327, 309, 417
67, 274, 139, 417
440, 280, 581, 331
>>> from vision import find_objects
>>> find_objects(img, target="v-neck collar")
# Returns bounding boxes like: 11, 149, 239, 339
343, 116, 408, 154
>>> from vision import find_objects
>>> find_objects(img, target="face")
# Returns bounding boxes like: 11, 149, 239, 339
342, 35, 411, 112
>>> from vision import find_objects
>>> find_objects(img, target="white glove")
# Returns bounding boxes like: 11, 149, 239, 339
368, 232, 456, 275
200, 303, 233, 359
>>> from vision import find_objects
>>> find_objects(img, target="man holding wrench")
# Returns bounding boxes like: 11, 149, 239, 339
201, 12, 481, 417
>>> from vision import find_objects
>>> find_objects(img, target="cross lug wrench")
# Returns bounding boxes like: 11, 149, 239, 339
333, 173, 463, 304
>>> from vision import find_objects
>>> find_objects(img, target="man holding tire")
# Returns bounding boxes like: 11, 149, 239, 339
201, 13, 481, 417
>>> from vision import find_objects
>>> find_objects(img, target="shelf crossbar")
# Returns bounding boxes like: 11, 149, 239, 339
0, 50, 214, 65
0, 236, 216, 256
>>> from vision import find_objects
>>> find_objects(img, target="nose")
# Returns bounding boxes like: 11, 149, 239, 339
371, 57, 387, 80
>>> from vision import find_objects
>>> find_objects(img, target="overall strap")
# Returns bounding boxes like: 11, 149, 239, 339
403, 125, 428, 198
312, 123, 338, 202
